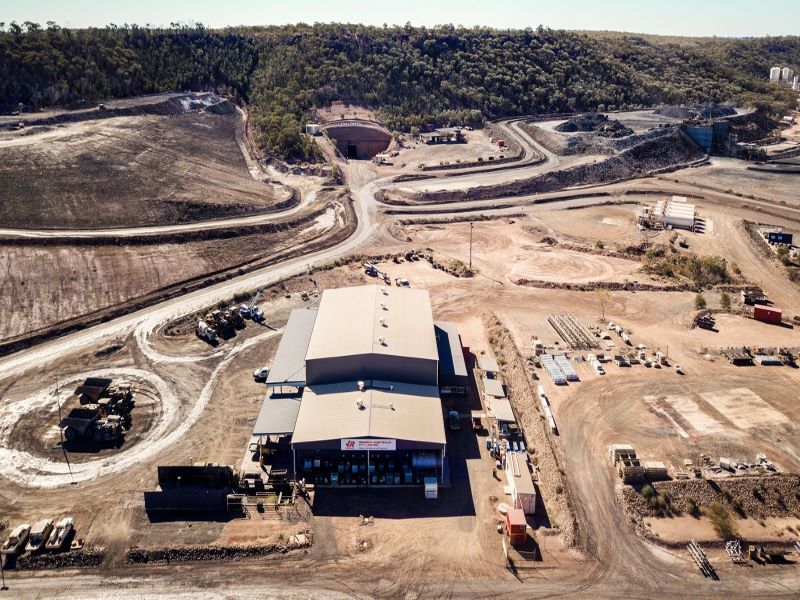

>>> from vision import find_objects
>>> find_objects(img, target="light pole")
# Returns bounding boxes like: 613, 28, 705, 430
1, 552, 7, 591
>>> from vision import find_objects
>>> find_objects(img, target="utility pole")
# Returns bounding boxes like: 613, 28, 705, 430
55, 382, 75, 485
469, 222, 474, 271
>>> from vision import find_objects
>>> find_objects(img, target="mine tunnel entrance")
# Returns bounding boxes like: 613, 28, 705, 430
323, 120, 392, 160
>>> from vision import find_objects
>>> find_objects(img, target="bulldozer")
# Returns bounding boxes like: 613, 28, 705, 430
97, 384, 134, 418
227, 306, 245, 329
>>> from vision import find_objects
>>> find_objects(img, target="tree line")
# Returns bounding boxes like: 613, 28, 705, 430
1, 22, 798, 161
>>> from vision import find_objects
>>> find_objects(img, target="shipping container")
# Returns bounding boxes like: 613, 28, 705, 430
754, 306, 782, 324
506, 508, 527, 546
767, 231, 793, 245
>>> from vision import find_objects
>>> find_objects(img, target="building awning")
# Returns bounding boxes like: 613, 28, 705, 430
482, 376, 506, 398
265, 308, 318, 387
489, 398, 515, 422
252, 396, 302, 436
435, 321, 468, 378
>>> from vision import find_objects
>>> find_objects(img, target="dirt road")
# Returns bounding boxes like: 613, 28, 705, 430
0, 191, 316, 240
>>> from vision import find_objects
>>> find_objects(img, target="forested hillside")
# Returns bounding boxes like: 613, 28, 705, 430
1, 22, 798, 160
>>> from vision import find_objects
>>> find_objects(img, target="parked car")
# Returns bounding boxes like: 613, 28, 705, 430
1, 523, 31, 556
251, 306, 265, 322
448, 410, 461, 430
253, 367, 270, 382
674, 365, 684, 375
25, 519, 53, 553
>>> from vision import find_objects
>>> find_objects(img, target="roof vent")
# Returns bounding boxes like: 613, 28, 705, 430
381, 287, 389, 295
357, 380, 365, 391
379, 318, 387, 327
380, 302, 387, 310
389, 402, 395, 411
378, 336, 387, 346
356, 399, 365, 410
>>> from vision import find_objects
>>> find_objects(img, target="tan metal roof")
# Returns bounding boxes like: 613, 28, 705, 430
291, 380, 445, 445
482, 376, 506, 398
478, 356, 500, 373
488, 397, 515, 422
305, 285, 438, 362
506, 452, 536, 495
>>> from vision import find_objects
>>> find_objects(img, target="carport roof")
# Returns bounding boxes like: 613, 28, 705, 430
265, 308, 317, 387
435, 321, 468, 378
253, 396, 302, 436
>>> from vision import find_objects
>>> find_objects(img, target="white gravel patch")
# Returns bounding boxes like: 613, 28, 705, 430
134, 316, 223, 364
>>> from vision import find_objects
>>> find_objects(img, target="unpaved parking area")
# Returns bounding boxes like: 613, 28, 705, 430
390, 128, 505, 171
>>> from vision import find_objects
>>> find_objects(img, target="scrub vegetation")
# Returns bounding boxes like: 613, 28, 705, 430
642, 246, 731, 287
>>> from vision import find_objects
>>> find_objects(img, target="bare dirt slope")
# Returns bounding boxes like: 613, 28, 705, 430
0, 197, 352, 342
0, 111, 291, 229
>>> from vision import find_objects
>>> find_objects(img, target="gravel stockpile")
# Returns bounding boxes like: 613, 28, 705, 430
556, 113, 633, 138
485, 314, 579, 547
622, 474, 800, 520
654, 105, 736, 120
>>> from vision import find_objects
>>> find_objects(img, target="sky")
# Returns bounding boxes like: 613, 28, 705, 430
0, 0, 799, 37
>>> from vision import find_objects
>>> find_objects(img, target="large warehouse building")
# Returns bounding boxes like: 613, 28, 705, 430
256, 285, 467, 488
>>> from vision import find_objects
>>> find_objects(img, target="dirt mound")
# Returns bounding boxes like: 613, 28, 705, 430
556, 113, 633, 138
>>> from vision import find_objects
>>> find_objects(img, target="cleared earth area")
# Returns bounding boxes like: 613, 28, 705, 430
3, 102, 800, 598
0, 110, 292, 229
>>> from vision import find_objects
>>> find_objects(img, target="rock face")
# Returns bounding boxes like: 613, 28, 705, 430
622, 474, 800, 519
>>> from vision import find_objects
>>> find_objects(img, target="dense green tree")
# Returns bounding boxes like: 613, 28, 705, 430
2, 23, 798, 160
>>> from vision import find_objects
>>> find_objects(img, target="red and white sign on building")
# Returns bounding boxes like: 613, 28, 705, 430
340, 438, 396, 451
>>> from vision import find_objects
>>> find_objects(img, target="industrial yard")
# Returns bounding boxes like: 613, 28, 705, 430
2, 71, 800, 599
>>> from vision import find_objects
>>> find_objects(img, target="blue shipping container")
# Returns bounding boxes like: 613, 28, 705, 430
768, 232, 793, 245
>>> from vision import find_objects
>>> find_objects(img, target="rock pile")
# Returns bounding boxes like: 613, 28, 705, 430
484, 314, 579, 547
622, 474, 800, 520
16, 548, 105, 570
125, 536, 312, 565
